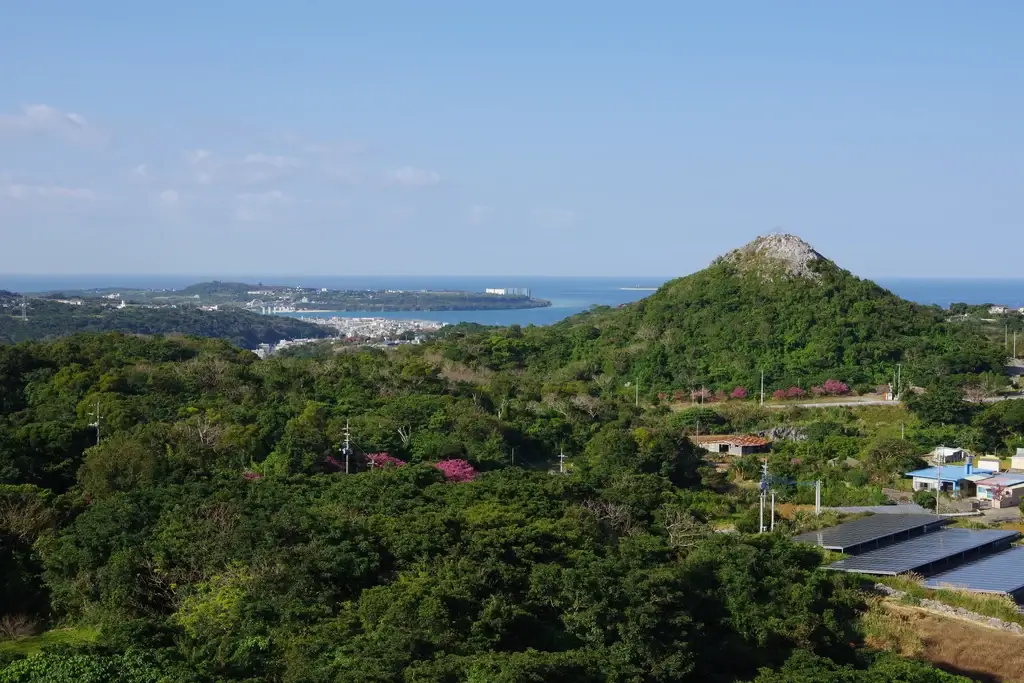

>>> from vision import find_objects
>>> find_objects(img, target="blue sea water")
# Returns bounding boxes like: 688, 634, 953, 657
1, 273, 1022, 327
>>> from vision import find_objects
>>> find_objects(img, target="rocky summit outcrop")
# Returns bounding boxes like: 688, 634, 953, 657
720, 233, 827, 280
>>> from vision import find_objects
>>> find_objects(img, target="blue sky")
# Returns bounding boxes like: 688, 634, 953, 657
1, 1, 1021, 277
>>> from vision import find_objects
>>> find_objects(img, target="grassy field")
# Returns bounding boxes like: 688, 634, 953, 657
0, 626, 99, 657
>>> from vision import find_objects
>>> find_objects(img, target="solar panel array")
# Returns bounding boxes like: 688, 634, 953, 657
827, 528, 1019, 576
924, 546, 1024, 596
792, 513, 946, 553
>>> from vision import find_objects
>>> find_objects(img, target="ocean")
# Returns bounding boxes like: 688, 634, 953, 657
1, 274, 1022, 327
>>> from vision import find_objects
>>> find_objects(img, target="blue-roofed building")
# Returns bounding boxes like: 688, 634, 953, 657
905, 460, 997, 496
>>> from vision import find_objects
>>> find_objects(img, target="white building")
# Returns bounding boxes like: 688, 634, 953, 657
930, 446, 967, 464
990, 304, 1009, 314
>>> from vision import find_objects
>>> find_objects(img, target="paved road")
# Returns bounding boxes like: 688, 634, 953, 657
773, 394, 1024, 409
767, 398, 898, 409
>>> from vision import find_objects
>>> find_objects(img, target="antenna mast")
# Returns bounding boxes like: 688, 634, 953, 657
21, 296, 28, 322
558, 447, 567, 475
87, 401, 102, 445
342, 419, 351, 474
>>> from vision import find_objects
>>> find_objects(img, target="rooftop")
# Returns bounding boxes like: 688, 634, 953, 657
975, 473, 1024, 488
905, 464, 997, 482
692, 434, 770, 447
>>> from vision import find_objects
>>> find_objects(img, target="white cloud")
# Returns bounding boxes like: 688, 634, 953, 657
534, 207, 580, 230
185, 149, 212, 165
132, 164, 148, 178
467, 205, 493, 225
0, 104, 101, 143
4, 183, 96, 201
243, 152, 301, 168
387, 165, 441, 188
159, 189, 180, 206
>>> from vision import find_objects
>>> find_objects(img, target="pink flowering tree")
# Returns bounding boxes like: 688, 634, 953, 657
366, 452, 406, 468
691, 388, 713, 403
786, 386, 806, 398
771, 389, 788, 401
822, 379, 850, 396
810, 385, 826, 397
730, 386, 748, 400
242, 469, 264, 481
435, 459, 478, 482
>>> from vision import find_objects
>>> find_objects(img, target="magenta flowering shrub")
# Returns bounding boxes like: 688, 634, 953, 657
367, 452, 406, 468
786, 386, 806, 398
771, 389, 787, 401
822, 379, 850, 395
435, 459, 478, 482
730, 386, 748, 399
242, 470, 264, 480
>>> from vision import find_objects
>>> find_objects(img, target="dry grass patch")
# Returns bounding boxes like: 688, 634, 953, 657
873, 602, 1024, 683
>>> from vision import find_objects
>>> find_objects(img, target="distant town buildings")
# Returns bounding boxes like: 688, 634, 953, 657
295, 316, 443, 343
485, 287, 531, 297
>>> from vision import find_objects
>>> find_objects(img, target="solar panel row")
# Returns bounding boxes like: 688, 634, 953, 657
793, 513, 946, 553
924, 546, 1024, 596
826, 529, 1019, 576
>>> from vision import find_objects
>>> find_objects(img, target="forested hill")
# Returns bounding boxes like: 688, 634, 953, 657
0, 296, 332, 349
0, 333, 974, 681
437, 234, 1005, 393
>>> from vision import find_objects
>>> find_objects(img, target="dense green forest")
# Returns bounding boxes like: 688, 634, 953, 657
434, 251, 1004, 395
0, 331, 989, 681
0, 297, 332, 349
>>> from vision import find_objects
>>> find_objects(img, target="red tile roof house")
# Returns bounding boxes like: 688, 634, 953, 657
692, 435, 771, 457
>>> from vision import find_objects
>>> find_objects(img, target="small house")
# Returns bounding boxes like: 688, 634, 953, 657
990, 305, 1009, 315
692, 435, 771, 457
930, 446, 966, 465
976, 473, 1024, 508
905, 460, 997, 496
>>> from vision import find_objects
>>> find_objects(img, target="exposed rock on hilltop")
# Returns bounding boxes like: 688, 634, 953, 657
720, 233, 827, 280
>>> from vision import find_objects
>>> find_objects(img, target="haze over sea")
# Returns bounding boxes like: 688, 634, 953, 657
3, 274, 1024, 327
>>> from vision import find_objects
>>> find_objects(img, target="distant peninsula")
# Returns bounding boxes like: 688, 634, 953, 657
28, 281, 553, 313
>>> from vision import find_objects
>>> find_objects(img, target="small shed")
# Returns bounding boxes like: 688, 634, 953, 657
1010, 448, 1024, 472
692, 435, 771, 457
977, 457, 1002, 472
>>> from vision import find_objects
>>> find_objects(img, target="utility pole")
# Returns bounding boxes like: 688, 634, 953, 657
558, 447, 567, 475
510, 447, 515, 466
342, 419, 351, 474
901, 423, 905, 440
1014, 330, 1017, 360
814, 479, 821, 516
759, 459, 769, 533
770, 488, 776, 532
936, 454, 942, 517
635, 378, 639, 408
87, 401, 102, 445
21, 296, 28, 322
896, 363, 902, 400
760, 371, 764, 406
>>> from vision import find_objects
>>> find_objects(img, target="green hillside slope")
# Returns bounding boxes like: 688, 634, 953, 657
438, 235, 1004, 392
